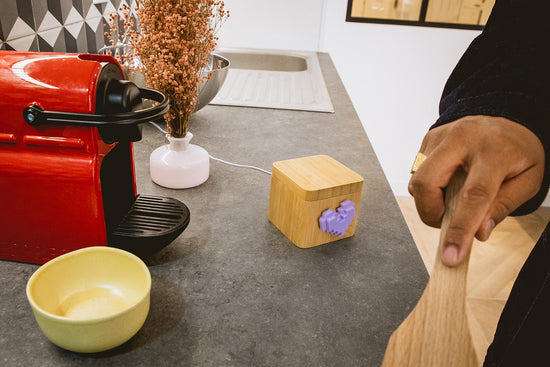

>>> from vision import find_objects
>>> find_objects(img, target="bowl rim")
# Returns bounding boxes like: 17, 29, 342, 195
26, 246, 151, 323
201, 53, 230, 75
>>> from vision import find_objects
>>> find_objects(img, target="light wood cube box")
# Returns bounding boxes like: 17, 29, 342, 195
268, 155, 364, 248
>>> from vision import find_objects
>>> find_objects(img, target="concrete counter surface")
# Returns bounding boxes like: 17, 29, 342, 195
0, 53, 428, 366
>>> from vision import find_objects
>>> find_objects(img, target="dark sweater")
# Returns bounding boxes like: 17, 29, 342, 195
431, 0, 550, 215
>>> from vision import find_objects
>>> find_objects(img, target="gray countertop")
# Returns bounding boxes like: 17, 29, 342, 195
0, 53, 428, 366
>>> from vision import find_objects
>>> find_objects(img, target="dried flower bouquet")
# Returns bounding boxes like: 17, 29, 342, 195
110, 0, 229, 138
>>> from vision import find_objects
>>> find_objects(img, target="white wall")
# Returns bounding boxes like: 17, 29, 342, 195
218, 0, 480, 196
218, 0, 325, 51
322, 0, 480, 196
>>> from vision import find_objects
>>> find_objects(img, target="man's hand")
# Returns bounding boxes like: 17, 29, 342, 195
408, 116, 545, 267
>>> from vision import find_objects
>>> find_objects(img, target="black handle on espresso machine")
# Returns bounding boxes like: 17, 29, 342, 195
23, 82, 169, 128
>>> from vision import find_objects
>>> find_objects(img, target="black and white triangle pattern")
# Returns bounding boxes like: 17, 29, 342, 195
0, 0, 137, 53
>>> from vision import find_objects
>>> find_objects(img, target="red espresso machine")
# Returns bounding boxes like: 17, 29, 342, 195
0, 51, 190, 264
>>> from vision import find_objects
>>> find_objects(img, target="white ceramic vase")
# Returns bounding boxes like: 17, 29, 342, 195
150, 132, 209, 189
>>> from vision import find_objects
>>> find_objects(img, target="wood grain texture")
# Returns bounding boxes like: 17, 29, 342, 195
271, 155, 363, 201
268, 155, 363, 248
397, 196, 550, 363
383, 169, 478, 367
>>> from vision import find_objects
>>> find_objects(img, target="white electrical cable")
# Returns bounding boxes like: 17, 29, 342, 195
148, 121, 272, 175
149, 121, 168, 135
209, 155, 272, 175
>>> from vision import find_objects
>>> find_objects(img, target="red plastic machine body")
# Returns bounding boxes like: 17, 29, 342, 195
0, 51, 189, 264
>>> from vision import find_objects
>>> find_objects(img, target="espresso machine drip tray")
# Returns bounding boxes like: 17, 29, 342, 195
109, 195, 190, 259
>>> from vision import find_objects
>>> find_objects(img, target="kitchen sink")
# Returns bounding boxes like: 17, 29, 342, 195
216, 52, 307, 72
210, 48, 334, 113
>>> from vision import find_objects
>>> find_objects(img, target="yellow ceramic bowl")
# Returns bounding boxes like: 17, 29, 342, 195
26, 246, 151, 353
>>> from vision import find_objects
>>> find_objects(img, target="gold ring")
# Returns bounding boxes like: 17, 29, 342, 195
410, 152, 427, 174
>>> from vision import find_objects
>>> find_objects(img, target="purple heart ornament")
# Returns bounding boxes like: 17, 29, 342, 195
319, 200, 356, 237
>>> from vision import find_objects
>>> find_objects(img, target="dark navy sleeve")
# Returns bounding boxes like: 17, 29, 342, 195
431, 0, 550, 215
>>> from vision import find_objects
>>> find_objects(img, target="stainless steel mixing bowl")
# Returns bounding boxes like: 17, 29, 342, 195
196, 53, 230, 111
99, 45, 230, 112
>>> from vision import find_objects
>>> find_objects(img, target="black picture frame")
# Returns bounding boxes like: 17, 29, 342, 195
346, 0, 486, 30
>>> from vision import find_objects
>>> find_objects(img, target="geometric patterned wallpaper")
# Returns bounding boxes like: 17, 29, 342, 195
0, 0, 135, 53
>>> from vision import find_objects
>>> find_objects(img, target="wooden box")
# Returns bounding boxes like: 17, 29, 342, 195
268, 155, 364, 248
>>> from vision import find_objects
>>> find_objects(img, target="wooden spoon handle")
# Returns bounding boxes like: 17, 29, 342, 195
382, 168, 478, 367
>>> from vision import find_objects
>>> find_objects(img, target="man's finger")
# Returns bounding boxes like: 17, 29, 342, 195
409, 137, 468, 228
441, 163, 504, 266
476, 166, 544, 241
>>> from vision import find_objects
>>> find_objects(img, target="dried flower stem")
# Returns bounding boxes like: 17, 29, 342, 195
109, 0, 229, 138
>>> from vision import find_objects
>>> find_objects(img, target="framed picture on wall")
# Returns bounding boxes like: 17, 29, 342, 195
346, 0, 495, 30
